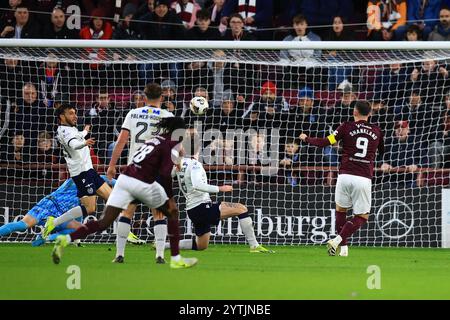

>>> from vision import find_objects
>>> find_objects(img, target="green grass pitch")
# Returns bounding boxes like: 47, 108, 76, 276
0, 243, 449, 300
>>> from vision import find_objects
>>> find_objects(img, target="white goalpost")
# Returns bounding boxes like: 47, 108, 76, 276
1, 39, 450, 247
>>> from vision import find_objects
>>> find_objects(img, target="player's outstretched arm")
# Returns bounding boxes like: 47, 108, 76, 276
191, 165, 221, 193
299, 132, 335, 148
107, 129, 130, 180
218, 185, 233, 192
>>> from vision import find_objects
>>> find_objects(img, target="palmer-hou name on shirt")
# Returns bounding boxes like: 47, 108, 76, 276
130, 112, 161, 120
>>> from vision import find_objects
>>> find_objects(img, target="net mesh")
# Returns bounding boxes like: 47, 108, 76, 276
1, 44, 449, 247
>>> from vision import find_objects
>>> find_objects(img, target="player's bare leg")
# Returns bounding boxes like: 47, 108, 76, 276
52, 205, 122, 264
220, 202, 274, 253
193, 233, 211, 250
43, 195, 97, 238
96, 182, 112, 201
176, 203, 273, 253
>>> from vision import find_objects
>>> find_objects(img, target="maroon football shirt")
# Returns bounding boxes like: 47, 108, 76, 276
306, 120, 384, 179
124, 135, 181, 197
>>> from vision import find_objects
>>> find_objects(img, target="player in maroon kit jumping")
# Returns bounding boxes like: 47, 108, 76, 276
51, 117, 198, 269
300, 101, 384, 257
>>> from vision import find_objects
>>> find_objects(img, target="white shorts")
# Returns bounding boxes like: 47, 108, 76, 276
335, 174, 372, 215
106, 174, 168, 210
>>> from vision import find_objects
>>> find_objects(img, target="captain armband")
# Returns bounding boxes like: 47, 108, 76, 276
327, 134, 337, 145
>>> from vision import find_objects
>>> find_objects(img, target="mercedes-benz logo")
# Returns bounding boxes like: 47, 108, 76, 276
375, 200, 414, 239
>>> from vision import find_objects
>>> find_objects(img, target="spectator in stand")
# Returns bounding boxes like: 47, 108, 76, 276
182, 48, 256, 109
390, 0, 408, 40
220, 0, 273, 40
33, 131, 57, 164
407, 0, 442, 40
206, 50, 229, 108
135, 0, 155, 21
194, 86, 209, 100
208, 89, 244, 132
84, 88, 123, 164
140, 0, 185, 39
185, 9, 221, 40
28, 0, 64, 26
1, 132, 30, 178
208, 0, 227, 34
288, 87, 326, 138
289, 87, 331, 166
322, 82, 357, 166
380, 120, 421, 187
410, 59, 449, 105
279, 138, 301, 186
160, 79, 185, 116
367, 0, 407, 41
130, 90, 147, 109
139, 0, 185, 84
244, 81, 288, 130
369, 99, 395, 134
12, 83, 53, 143
280, 15, 321, 62
38, 52, 71, 109
42, 6, 79, 39
395, 88, 422, 115
405, 24, 423, 41
113, 3, 141, 40
171, 0, 201, 30
396, 88, 445, 168
374, 63, 409, 107
79, 8, 113, 40
0, 57, 35, 103
222, 13, 257, 40
0, 0, 21, 33
255, 81, 288, 113
7, 133, 29, 163
0, 5, 41, 38
326, 82, 357, 129
324, 16, 355, 41
428, 5, 450, 41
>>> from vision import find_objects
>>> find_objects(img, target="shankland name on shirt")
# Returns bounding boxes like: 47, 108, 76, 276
349, 128, 379, 140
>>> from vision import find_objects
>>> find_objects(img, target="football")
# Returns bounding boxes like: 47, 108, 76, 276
189, 96, 209, 115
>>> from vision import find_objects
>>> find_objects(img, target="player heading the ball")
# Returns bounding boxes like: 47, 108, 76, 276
300, 100, 384, 257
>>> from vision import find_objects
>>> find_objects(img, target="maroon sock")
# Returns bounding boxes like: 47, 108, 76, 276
339, 215, 367, 245
167, 218, 180, 257
335, 211, 348, 245
70, 220, 101, 242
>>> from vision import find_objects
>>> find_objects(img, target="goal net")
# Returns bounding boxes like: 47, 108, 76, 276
1, 40, 449, 247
